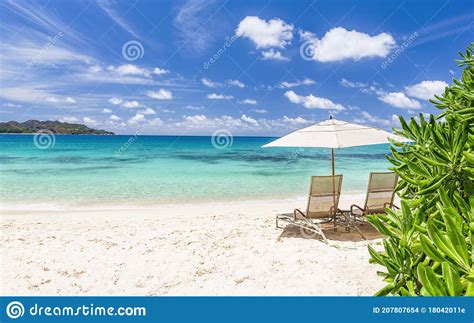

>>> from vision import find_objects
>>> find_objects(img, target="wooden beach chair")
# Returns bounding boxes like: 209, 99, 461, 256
349, 172, 399, 220
276, 175, 363, 243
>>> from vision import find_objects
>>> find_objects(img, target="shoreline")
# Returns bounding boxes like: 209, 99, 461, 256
1, 193, 368, 213
0, 195, 385, 296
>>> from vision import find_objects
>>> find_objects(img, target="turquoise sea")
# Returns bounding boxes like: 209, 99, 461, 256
0, 134, 393, 206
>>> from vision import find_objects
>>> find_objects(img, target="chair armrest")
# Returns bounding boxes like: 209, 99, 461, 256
384, 202, 399, 210
350, 204, 365, 215
294, 208, 306, 220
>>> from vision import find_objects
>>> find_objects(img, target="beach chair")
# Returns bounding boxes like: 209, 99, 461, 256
276, 175, 363, 243
350, 172, 399, 220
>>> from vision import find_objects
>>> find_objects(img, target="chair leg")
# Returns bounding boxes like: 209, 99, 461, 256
341, 213, 366, 240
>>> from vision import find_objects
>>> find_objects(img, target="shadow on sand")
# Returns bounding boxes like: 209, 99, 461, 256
278, 221, 383, 243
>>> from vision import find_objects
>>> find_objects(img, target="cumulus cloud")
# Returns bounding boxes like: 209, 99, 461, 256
279, 78, 315, 88
201, 78, 220, 88
108, 97, 123, 105
378, 92, 422, 109
254, 109, 267, 114
239, 99, 257, 105
241, 114, 259, 126
139, 107, 156, 115
284, 90, 344, 110
102, 108, 112, 113
146, 89, 173, 100
59, 116, 79, 123
107, 64, 149, 76
121, 100, 142, 108
227, 79, 245, 88
109, 114, 121, 121
153, 67, 169, 75
207, 93, 233, 100
405, 80, 448, 100
83, 117, 97, 126
236, 16, 294, 49
45, 96, 76, 104
261, 49, 289, 61
128, 113, 145, 124
301, 27, 395, 62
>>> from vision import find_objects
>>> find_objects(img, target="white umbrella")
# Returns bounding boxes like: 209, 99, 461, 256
262, 116, 409, 176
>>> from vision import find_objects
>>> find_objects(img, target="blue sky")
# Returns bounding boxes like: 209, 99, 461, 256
0, 0, 472, 135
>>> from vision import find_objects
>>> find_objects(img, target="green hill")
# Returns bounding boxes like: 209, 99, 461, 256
0, 120, 114, 135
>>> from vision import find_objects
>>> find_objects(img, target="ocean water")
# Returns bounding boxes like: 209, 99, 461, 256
0, 134, 393, 207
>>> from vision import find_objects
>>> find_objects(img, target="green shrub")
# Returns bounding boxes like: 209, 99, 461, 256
367, 43, 474, 296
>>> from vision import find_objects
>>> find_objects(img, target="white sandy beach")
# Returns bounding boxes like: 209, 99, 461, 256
0, 195, 385, 296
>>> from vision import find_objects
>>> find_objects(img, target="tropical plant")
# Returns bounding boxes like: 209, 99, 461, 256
367, 43, 474, 296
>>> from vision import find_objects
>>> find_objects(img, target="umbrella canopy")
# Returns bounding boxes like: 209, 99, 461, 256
262, 117, 409, 175
262, 117, 407, 149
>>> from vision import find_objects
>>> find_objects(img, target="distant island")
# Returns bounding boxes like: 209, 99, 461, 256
0, 120, 114, 135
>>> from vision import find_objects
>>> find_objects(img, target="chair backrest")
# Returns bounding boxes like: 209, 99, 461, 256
305, 175, 343, 219
364, 172, 398, 214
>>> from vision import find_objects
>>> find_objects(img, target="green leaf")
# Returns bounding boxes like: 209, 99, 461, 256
441, 262, 463, 296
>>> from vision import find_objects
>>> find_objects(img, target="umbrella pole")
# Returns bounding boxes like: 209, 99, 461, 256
331, 148, 337, 231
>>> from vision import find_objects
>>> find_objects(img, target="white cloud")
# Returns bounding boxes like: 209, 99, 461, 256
236, 16, 294, 48
2, 102, 22, 108
207, 93, 233, 100
201, 78, 220, 88
340, 78, 367, 88
239, 99, 257, 105
102, 108, 112, 113
146, 89, 173, 100
281, 116, 312, 125
227, 79, 245, 88
301, 27, 395, 62
108, 97, 123, 105
109, 114, 121, 121
405, 80, 448, 100
241, 114, 259, 126
378, 92, 422, 109
153, 67, 169, 75
284, 90, 345, 110
279, 78, 315, 88
183, 105, 203, 111
261, 49, 289, 61
59, 116, 79, 123
121, 100, 142, 108
128, 113, 145, 124
45, 96, 76, 104
254, 109, 267, 114
83, 117, 97, 126
355, 111, 393, 127
139, 108, 156, 115
107, 64, 149, 76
